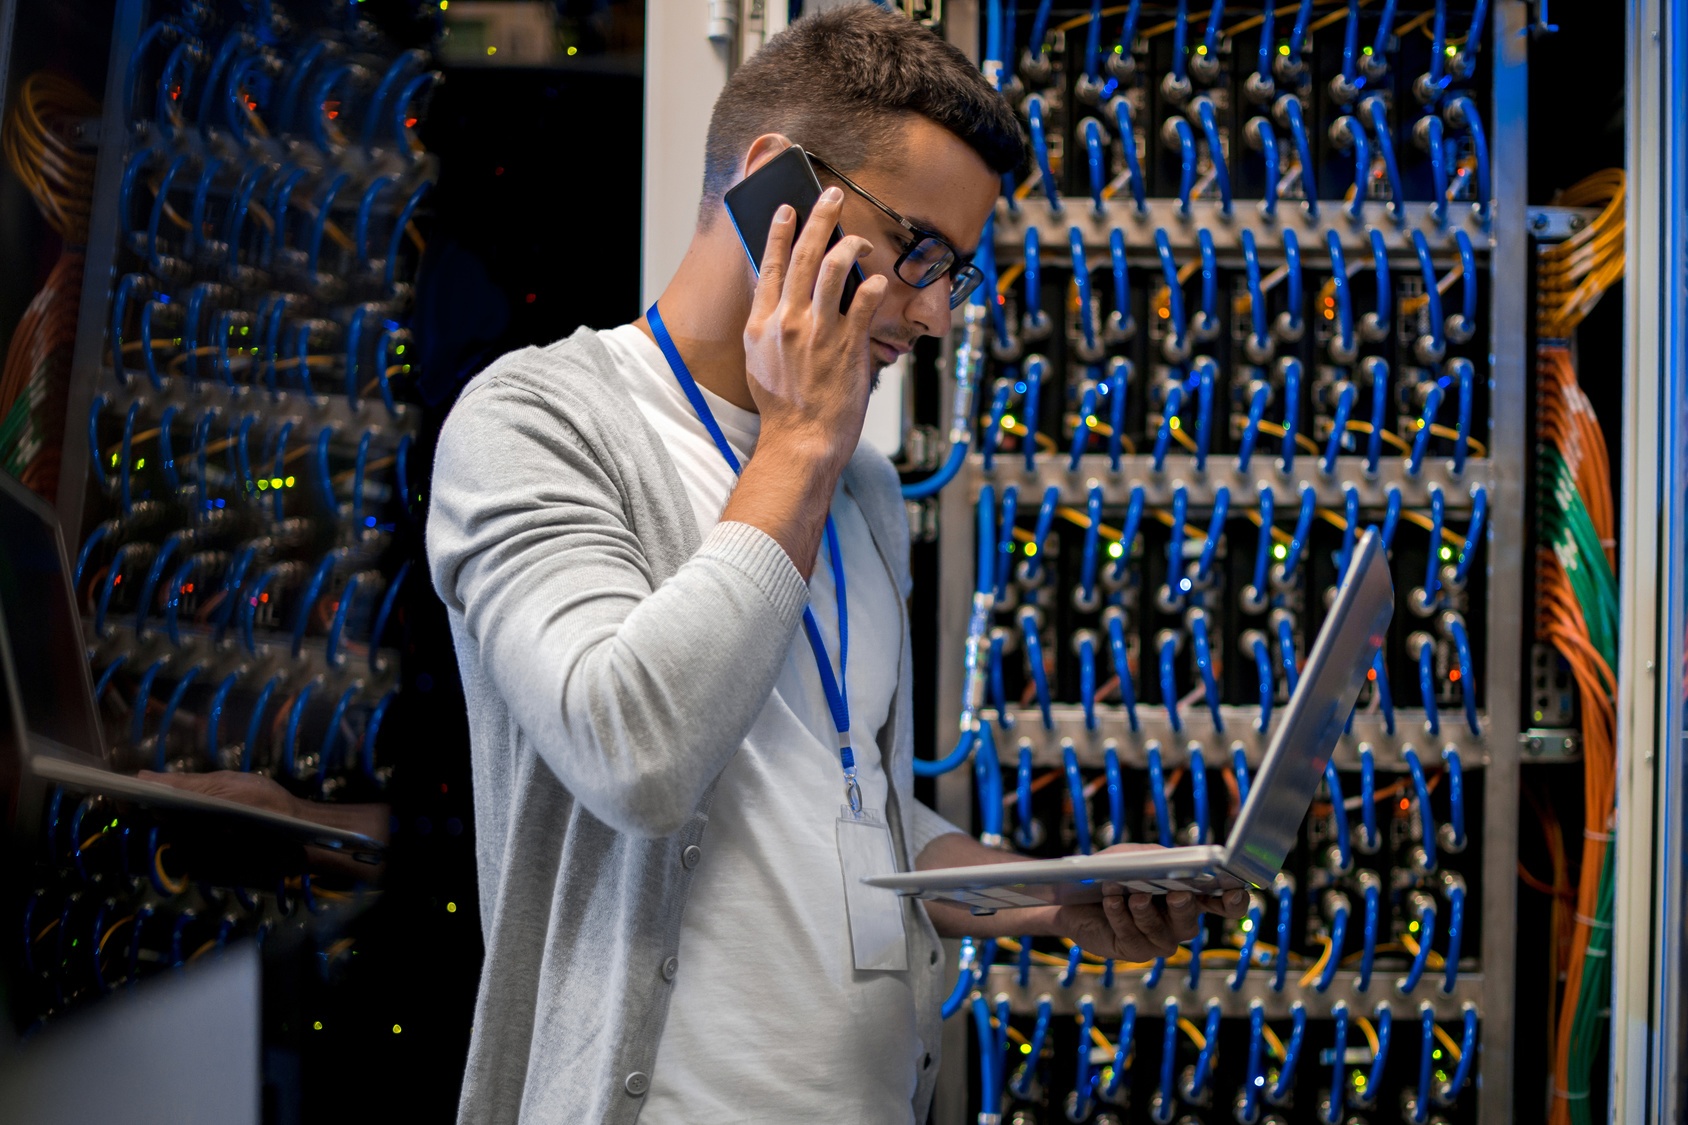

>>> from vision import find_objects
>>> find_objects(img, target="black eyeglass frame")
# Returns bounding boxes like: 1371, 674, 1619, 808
807, 153, 984, 309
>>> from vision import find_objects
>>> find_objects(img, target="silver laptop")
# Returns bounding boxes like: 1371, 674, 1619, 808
0, 471, 381, 858
867, 528, 1393, 911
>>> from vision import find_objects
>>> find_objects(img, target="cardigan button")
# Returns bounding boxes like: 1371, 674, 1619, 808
624, 1072, 650, 1097
681, 844, 702, 869
662, 957, 679, 981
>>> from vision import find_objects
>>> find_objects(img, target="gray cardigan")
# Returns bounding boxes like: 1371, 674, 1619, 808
427, 328, 956, 1124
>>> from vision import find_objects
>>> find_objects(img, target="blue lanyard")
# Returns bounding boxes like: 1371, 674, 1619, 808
646, 303, 862, 814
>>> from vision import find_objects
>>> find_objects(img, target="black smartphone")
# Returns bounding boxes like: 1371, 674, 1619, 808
722, 144, 865, 314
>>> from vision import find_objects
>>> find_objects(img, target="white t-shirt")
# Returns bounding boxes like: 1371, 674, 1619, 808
599, 324, 921, 1123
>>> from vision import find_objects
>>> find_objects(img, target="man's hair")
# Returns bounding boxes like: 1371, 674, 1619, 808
700, 4, 1023, 221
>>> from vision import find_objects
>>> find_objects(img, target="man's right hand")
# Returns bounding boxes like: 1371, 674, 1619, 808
742, 188, 890, 474
722, 187, 890, 578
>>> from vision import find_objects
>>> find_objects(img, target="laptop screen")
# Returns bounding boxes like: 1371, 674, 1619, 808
0, 474, 105, 759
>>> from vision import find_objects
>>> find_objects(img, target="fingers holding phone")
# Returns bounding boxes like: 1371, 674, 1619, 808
742, 189, 888, 465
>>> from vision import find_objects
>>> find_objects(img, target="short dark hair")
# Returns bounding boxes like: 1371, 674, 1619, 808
700, 4, 1023, 221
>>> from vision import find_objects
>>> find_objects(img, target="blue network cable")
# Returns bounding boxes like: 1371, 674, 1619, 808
1186, 999, 1223, 1102
1339, 114, 1371, 222
1277, 616, 1301, 694
1020, 607, 1054, 730
1338, 484, 1360, 580
1274, 879, 1293, 992
1241, 1001, 1267, 1121
1105, 1000, 1138, 1100
1281, 227, 1305, 337
1359, 743, 1380, 848
153, 665, 201, 771
1324, 1002, 1349, 1123
1359, 1004, 1393, 1105
1408, 382, 1445, 477
1192, 356, 1217, 471
1191, 615, 1222, 732
1446, 96, 1491, 225
1326, 231, 1356, 360
1433, 739, 1466, 856
1269, 1003, 1307, 1102
1359, 877, 1381, 991
1325, 762, 1353, 872
1280, 356, 1304, 474
1105, 609, 1141, 731
1023, 355, 1046, 473
1282, 485, 1316, 584
1233, 899, 1263, 991
1324, 381, 1357, 475
318, 686, 360, 782
995, 485, 1019, 599
1279, 96, 1319, 220
1251, 116, 1280, 221
1448, 616, 1480, 735
1418, 641, 1442, 736
1194, 485, 1229, 586
1439, 1005, 1480, 1104
1070, 381, 1099, 470
1026, 95, 1062, 212
1064, 741, 1091, 854
1450, 356, 1477, 476
1363, 357, 1390, 474
979, 722, 999, 837
1104, 744, 1125, 844
1106, 357, 1130, 471
1159, 633, 1182, 734
1400, 899, 1438, 994
941, 937, 979, 1019
1154, 228, 1188, 357
1070, 996, 1100, 1118
1252, 633, 1275, 731
972, 997, 1002, 1117
1169, 483, 1189, 598
1111, 485, 1145, 584
1015, 742, 1036, 848
1235, 745, 1252, 804
1079, 632, 1099, 732
1084, 117, 1108, 215
1153, 383, 1185, 473
1110, 97, 1149, 213
1240, 228, 1270, 357
1249, 485, 1276, 604
1194, 98, 1233, 215
1450, 228, 1478, 341
1023, 227, 1046, 335
1413, 1005, 1436, 1123
1410, 229, 1447, 361
1443, 880, 1465, 993
1027, 483, 1059, 583
1189, 742, 1211, 843
1147, 743, 1173, 847
1404, 745, 1438, 869
1316, 899, 1349, 993
1011, 995, 1054, 1098
1365, 97, 1406, 225
1153, 996, 1179, 1124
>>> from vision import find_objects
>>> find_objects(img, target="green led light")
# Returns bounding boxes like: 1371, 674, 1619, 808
1433, 1050, 1444, 1060
1440, 545, 1453, 560
395, 344, 406, 356
1021, 1043, 1033, 1054
1114, 44, 1123, 53
1024, 544, 1039, 558
1278, 43, 1291, 55
285, 475, 296, 487
1108, 542, 1125, 559
110, 453, 119, 467
393, 1024, 403, 1034
1273, 544, 1288, 560
240, 326, 250, 336
1408, 920, 1420, 933
1195, 44, 1208, 55
1001, 414, 1017, 430
256, 479, 268, 491
270, 477, 283, 489
313, 1021, 323, 1030
1361, 45, 1373, 55
135, 457, 145, 470
1445, 45, 1457, 56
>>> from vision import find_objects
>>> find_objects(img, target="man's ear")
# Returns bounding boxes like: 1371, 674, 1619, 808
738, 133, 796, 181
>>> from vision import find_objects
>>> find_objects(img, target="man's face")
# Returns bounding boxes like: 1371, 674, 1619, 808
822, 117, 1001, 370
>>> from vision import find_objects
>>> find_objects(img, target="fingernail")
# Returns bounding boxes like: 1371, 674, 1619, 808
1128, 894, 1151, 910
1168, 892, 1192, 908
822, 186, 843, 202
1226, 889, 1247, 907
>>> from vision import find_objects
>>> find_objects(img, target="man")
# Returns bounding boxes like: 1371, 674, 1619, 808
427, 7, 1246, 1122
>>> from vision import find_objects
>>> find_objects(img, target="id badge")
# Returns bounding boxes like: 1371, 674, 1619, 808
836, 808, 909, 972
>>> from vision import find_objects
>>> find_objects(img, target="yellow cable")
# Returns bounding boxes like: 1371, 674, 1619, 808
1178, 1017, 1208, 1051
1298, 935, 1334, 988
1433, 1021, 1464, 1062
1263, 1024, 1287, 1060
1356, 1016, 1381, 1057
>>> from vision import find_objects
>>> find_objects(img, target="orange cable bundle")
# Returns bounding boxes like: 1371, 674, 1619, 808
1537, 170, 1625, 340
0, 72, 98, 499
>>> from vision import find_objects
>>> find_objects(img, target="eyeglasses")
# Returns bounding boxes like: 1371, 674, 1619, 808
807, 153, 984, 309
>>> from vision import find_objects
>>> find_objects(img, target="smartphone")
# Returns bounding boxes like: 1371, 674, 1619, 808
722, 144, 865, 314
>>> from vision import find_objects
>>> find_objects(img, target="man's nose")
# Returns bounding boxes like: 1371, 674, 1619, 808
906, 277, 953, 339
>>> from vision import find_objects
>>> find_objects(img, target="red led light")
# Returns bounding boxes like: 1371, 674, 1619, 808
494, 166, 505, 176
526, 293, 537, 304
1366, 668, 1376, 681
1449, 669, 1461, 682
